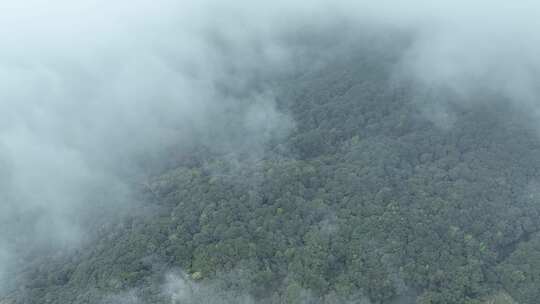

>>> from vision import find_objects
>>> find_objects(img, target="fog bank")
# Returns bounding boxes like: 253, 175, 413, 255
2, 0, 540, 296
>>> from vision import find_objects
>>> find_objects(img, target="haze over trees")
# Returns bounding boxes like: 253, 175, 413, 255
1, 1, 540, 304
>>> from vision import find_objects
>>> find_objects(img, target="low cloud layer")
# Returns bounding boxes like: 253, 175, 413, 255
0, 0, 296, 289
2, 0, 540, 297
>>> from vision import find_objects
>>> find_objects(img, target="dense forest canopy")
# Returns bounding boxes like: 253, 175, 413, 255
1, 1, 540, 304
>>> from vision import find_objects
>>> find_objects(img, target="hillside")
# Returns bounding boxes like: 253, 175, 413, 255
4, 37, 540, 304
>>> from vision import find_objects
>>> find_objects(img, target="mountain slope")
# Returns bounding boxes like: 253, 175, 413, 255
6, 39, 540, 304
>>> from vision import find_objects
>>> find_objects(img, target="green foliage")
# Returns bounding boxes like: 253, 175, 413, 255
7, 39, 540, 304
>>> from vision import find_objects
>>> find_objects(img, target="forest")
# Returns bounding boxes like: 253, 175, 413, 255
2, 32, 540, 304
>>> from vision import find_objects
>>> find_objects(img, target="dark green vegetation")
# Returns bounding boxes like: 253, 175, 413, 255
5, 37, 540, 304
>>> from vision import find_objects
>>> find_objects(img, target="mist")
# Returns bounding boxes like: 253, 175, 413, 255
2, 0, 540, 302
0, 0, 297, 290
